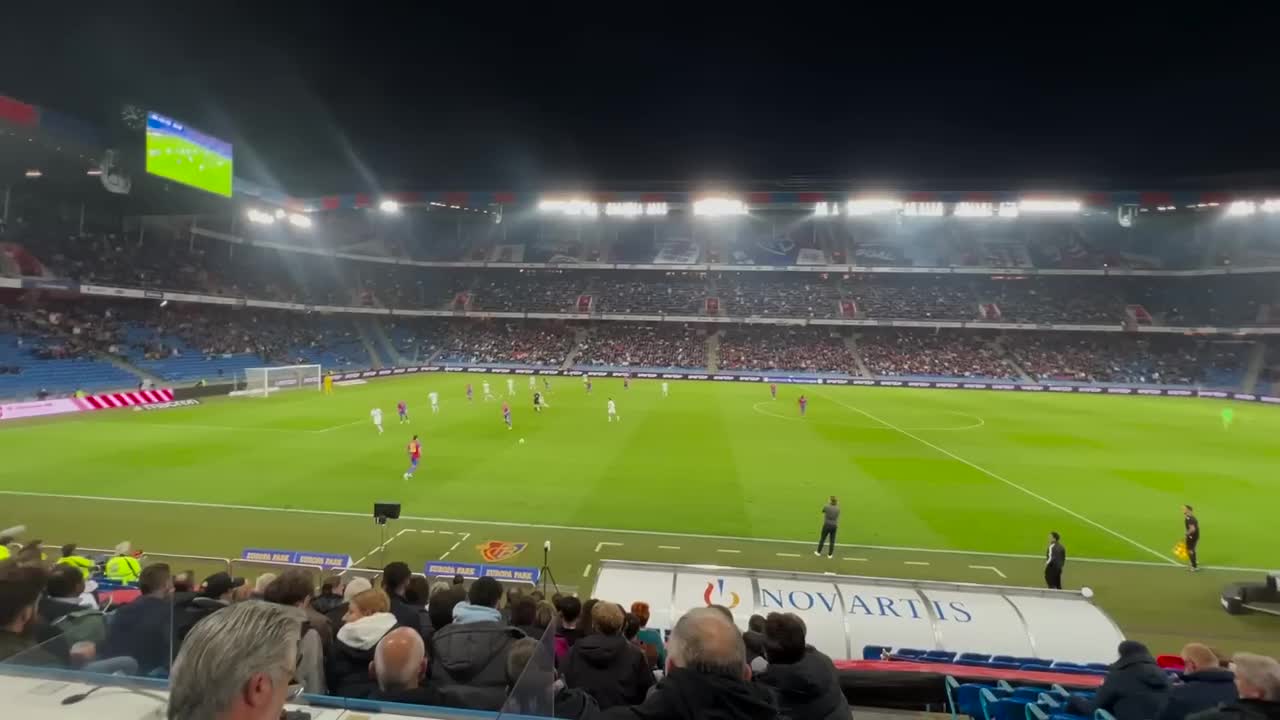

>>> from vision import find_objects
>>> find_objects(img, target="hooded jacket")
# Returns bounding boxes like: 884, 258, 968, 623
605, 667, 780, 720
1071, 642, 1171, 720
326, 612, 397, 698
1158, 668, 1239, 720
1189, 700, 1280, 720
754, 647, 849, 720
563, 633, 655, 709
427, 602, 524, 707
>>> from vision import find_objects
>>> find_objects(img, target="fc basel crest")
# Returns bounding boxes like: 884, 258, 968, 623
477, 541, 527, 562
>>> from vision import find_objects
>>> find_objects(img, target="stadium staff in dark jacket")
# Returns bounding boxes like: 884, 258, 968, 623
101, 563, 174, 674
754, 613, 849, 720
1158, 644, 1238, 720
1188, 653, 1280, 720
1045, 532, 1066, 590
1070, 640, 1171, 720
429, 576, 525, 710
564, 602, 655, 709
604, 607, 779, 720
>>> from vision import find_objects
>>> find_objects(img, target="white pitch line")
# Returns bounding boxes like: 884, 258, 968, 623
776, 552, 802, 558
595, 541, 623, 553
904, 561, 931, 566
439, 551, 451, 560
437, 531, 454, 536
844, 557, 869, 562
658, 545, 681, 550
2, 491, 1253, 570
970, 565, 1008, 578
449, 541, 461, 551
314, 419, 367, 433
716, 549, 741, 554
816, 391, 1179, 566
582, 564, 592, 577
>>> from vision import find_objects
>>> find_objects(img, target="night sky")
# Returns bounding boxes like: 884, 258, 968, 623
3, 7, 1278, 195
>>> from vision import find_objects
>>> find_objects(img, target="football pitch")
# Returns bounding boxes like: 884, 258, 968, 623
1, 375, 1277, 655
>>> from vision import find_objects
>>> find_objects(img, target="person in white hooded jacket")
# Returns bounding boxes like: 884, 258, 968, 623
327, 589, 399, 698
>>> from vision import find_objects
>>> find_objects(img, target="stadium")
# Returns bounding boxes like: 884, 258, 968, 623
3, 75, 1280, 720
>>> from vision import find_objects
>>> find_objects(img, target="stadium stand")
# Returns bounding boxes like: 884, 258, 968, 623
719, 327, 857, 373
574, 324, 707, 370
858, 331, 1019, 380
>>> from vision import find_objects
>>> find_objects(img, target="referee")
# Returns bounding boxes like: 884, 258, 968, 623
1183, 505, 1200, 572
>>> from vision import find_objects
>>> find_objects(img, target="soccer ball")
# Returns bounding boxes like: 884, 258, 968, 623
1081, 586, 1095, 599
519, 438, 526, 444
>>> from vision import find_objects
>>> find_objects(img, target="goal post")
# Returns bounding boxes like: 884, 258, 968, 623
243, 364, 322, 397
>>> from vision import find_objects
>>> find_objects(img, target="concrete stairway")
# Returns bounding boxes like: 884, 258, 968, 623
844, 335, 872, 377
705, 331, 720, 372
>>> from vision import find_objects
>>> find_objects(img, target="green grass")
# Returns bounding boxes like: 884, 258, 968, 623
1, 375, 1277, 655
145, 131, 233, 197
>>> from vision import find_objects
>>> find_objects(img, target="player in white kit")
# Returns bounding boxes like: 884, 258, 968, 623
370, 407, 384, 434
529, 375, 537, 390
482, 382, 495, 401
607, 398, 620, 422
428, 391, 440, 414
507, 378, 516, 396
661, 382, 669, 397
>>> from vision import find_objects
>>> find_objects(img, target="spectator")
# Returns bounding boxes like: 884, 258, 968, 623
252, 573, 277, 598
536, 600, 557, 632
557, 596, 585, 663
564, 602, 655, 709
632, 602, 667, 669
101, 563, 174, 675
173, 570, 196, 595
311, 576, 345, 617
323, 576, 372, 628
506, 635, 602, 720
1188, 653, 1280, 720
407, 575, 431, 606
167, 600, 303, 720
429, 576, 525, 709
0, 562, 58, 665
1160, 644, 1238, 720
742, 615, 766, 670
262, 570, 330, 694
581, 599, 600, 636
382, 561, 422, 634
1070, 640, 1171, 720
175, 571, 245, 651
426, 586, 466, 647
39, 565, 105, 648
328, 589, 397, 698
754, 613, 848, 720
370, 626, 443, 706
604, 607, 778, 720
511, 596, 543, 638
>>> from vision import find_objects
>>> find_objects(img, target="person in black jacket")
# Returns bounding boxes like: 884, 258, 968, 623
327, 589, 397, 698
428, 577, 525, 710
370, 627, 446, 707
1188, 652, 1280, 720
311, 576, 346, 618
101, 563, 174, 674
1159, 645, 1238, 720
1070, 640, 1171, 720
754, 613, 848, 720
173, 572, 244, 653
382, 562, 423, 636
507, 636, 601, 720
564, 602, 655, 709
605, 607, 778, 720
1045, 531, 1066, 590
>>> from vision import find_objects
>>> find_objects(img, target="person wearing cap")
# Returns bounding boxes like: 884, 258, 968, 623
104, 541, 142, 584
174, 571, 245, 653
56, 544, 95, 580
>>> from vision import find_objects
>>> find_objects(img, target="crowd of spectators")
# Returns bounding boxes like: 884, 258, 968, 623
719, 277, 846, 318
595, 276, 707, 315
858, 331, 1018, 379
575, 324, 707, 369
437, 323, 575, 366
719, 328, 857, 374
470, 273, 584, 313
1005, 335, 1248, 386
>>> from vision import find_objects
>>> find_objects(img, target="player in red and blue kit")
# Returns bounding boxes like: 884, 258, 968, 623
397, 401, 409, 424
403, 435, 422, 480
466, 383, 473, 401
798, 394, 807, 416
770, 383, 777, 399
502, 402, 512, 430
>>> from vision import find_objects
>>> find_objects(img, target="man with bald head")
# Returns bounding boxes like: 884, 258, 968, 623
1158, 644, 1237, 720
604, 607, 778, 720
370, 627, 443, 707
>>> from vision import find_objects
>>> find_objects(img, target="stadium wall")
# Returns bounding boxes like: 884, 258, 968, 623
0, 389, 175, 422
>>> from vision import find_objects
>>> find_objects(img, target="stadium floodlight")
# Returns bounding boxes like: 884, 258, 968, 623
23, 169, 41, 178
287, 213, 313, 229
605, 202, 644, 218
86, 168, 103, 177
538, 199, 599, 217
953, 202, 995, 218
1261, 199, 1280, 214
379, 199, 401, 214
902, 202, 944, 217
693, 197, 747, 217
273, 208, 286, 220
1019, 198, 1082, 214
644, 202, 668, 216
813, 202, 840, 217
997, 202, 1020, 219
246, 208, 276, 225
845, 198, 902, 216
1225, 200, 1257, 217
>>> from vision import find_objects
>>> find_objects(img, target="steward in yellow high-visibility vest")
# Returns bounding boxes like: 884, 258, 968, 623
104, 541, 142, 583
56, 543, 96, 579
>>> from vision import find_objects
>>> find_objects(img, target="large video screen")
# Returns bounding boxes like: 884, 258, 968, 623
145, 111, 233, 197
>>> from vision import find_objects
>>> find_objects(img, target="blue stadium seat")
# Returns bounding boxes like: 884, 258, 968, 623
926, 651, 959, 663
863, 645, 891, 660
960, 653, 994, 662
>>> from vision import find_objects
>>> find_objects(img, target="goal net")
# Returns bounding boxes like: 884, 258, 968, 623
243, 365, 322, 397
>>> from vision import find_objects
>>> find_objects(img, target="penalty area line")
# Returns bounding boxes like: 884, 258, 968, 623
814, 390, 1179, 567
0, 490, 1240, 570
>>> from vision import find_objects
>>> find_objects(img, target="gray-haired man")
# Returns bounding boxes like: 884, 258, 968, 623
168, 600, 301, 720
